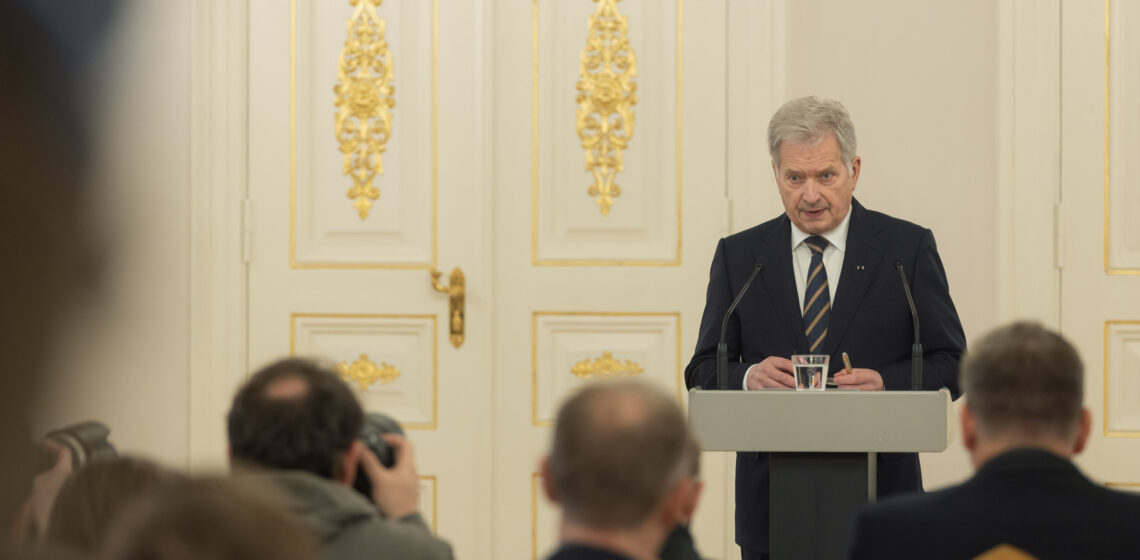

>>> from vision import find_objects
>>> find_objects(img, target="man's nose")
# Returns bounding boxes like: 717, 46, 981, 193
802, 179, 821, 202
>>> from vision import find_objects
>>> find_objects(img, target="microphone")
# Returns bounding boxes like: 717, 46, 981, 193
717, 259, 765, 390
894, 259, 923, 391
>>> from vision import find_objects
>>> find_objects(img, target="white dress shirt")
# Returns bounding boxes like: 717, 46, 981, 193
743, 210, 852, 389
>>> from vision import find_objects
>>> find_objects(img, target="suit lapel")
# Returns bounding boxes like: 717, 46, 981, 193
754, 216, 809, 353
823, 200, 885, 356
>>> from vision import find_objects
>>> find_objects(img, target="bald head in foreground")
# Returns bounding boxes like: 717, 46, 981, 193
541, 381, 702, 560
849, 322, 1140, 559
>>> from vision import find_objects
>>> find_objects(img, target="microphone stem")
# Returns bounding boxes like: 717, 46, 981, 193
717, 261, 765, 390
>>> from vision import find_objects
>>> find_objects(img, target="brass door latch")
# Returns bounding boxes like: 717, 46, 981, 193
430, 267, 465, 348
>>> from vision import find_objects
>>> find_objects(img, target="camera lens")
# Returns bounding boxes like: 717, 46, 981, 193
352, 413, 403, 501
44, 421, 117, 469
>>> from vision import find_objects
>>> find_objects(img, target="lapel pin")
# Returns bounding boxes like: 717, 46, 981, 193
856, 265, 865, 271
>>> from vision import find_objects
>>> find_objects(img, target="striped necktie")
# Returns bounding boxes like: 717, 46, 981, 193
803, 235, 830, 353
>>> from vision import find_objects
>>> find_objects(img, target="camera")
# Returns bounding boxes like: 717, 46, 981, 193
39, 421, 117, 470
352, 412, 404, 501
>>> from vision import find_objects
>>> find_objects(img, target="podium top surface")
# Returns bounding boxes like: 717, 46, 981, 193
687, 388, 953, 453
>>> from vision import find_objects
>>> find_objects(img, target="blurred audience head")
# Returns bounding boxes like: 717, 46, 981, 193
100, 476, 315, 560
46, 457, 185, 555
227, 358, 365, 483
960, 321, 1090, 467
542, 381, 701, 555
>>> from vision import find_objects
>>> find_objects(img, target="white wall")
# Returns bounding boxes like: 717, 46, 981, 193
36, 0, 194, 469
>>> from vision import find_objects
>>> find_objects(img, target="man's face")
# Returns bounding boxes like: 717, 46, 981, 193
773, 133, 860, 235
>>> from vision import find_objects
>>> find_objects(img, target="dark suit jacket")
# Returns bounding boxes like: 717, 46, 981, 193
849, 448, 1140, 559
684, 199, 966, 551
545, 544, 633, 560
659, 525, 701, 560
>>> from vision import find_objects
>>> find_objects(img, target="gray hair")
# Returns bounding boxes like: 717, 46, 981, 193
961, 322, 1084, 440
767, 96, 858, 170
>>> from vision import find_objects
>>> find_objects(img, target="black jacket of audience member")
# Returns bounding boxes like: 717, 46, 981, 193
849, 448, 1140, 559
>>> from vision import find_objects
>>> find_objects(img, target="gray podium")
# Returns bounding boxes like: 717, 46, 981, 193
688, 388, 952, 560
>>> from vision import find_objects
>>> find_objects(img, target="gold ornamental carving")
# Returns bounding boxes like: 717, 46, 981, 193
338, 354, 401, 390
570, 352, 644, 379
334, 0, 396, 220
576, 0, 638, 216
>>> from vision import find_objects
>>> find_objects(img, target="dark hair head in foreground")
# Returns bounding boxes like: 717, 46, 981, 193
100, 476, 315, 560
47, 456, 185, 555
227, 358, 364, 480
546, 380, 698, 529
961, 321, 1084, 441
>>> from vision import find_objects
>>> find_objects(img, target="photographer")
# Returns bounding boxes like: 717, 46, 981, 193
226, 358, 453, 560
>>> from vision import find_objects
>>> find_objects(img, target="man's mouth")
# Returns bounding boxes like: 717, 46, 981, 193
802, 208, 828, 219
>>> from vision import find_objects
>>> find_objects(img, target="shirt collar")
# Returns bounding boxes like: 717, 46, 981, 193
790, 207, 851, 254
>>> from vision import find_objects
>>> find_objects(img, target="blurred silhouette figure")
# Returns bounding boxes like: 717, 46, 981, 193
227, 358, 453, 560
849, 322, 1140, 559
540, 381, 702, 560
47, 457, 185, 555
100, 476, 315, 560
0, 0, 105, 549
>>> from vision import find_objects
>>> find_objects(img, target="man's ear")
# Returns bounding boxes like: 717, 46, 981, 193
659, 477, 702, 528
336, 440, 365, 486
539, 457, 559, 504
849, 155, 862, 187
1073, 408, 1092, 455
961, 403, 977, 453
678, 478, 703, 525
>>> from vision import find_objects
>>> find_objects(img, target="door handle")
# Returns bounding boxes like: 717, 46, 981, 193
430, 267, 465, 348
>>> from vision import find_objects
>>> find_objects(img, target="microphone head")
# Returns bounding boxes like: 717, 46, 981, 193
753, 257, 767, 270
894, 258, 904, 271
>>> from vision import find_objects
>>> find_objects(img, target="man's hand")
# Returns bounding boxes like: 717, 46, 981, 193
745, 356, 796, 390
834, 368, 884, 391
359, 434, 420, 520
12, 442, 73, 543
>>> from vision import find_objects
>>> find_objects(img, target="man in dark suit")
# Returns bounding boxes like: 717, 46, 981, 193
540, 381, 703, 560
684, 96, 966, 558
849, 321, 1140, 559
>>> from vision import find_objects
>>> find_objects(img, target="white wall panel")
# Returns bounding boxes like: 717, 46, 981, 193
293, 0, 436, 268
291, 313, 438, 429
533, 0, 680, 265
1105, 322, 1140, 435
532, 312, 681, 426
1106, 0, 1140, 272
420, 475, 438, 532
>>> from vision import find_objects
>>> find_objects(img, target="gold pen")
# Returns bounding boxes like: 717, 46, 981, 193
841, 352, 853, 376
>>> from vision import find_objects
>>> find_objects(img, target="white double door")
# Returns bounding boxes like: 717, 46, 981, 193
246, 1, 732, 558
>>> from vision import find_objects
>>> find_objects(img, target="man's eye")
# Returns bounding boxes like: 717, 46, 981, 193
788, 175, 802, 182
821, 173, 834, 180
